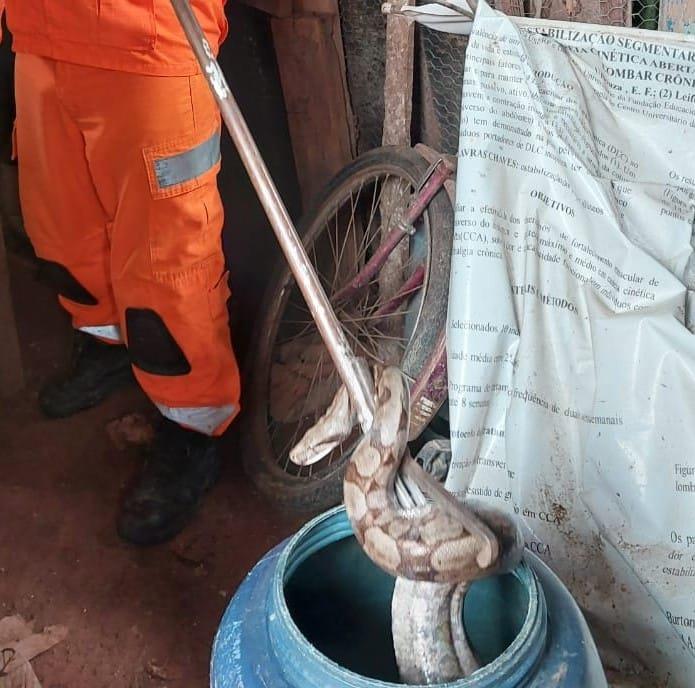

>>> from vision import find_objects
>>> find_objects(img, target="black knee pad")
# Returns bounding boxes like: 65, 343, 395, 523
36, 260, 98, 306
125, 308, 191, 376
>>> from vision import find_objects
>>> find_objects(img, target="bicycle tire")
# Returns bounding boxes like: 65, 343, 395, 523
241, 146, 453, 512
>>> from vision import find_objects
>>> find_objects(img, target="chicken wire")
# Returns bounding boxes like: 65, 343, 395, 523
338, 0, 661, 157
633, 0, 660, 28
416, 25, 469, 155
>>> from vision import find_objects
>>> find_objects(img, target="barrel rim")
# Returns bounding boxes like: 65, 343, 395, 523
268, 505, 549, 688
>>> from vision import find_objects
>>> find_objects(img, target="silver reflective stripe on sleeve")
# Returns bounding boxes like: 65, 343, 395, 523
155, 403, 237, 435
153, 130, 221, 189
79, 325, 123, 342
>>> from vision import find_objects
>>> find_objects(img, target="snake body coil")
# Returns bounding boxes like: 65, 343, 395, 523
345, 367, 492, 583
294, 365, 523, 684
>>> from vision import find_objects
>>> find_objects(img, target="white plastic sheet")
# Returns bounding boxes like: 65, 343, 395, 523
446, 4, 695, 684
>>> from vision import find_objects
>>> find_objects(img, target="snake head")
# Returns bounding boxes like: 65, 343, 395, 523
465, 501, 525, 577
289, 384, 358, 466
290, 358, 376, 466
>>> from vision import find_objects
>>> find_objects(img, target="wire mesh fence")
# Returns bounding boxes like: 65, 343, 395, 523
633, 0, 660, 28
417, 27, 468, 155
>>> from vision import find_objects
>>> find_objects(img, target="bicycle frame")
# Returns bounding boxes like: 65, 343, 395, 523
332, 158, 453, 305
328, 154, 454, 440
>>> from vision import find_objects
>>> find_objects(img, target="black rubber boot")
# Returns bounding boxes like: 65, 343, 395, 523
39, 330, 134, 418
116, 418, 220, 546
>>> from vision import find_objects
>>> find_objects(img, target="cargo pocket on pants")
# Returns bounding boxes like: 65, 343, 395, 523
142, 124, 224, 282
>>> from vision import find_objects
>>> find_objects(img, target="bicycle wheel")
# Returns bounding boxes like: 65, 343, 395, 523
242, 146, 453, 511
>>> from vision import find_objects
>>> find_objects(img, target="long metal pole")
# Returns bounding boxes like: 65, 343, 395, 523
170, 0, 375, 430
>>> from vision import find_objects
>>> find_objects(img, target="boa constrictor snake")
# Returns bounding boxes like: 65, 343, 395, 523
292, 365, 523, 684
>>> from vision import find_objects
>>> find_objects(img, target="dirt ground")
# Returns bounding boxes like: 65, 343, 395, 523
0, 249, 306, 687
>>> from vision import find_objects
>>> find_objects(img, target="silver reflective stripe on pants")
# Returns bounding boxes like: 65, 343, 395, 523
153, 130, 221, 189
155, 403, 237, 435
79, 325, 123, 342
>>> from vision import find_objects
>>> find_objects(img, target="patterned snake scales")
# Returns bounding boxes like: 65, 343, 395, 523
292, 365, 523, 684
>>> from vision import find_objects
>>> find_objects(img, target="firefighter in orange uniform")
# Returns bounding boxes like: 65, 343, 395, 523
1, 1, 241, 545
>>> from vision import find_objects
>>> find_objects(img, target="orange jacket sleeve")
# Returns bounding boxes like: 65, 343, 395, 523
0, 0, 5, 43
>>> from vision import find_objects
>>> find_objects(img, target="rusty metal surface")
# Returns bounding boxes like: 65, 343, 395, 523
408, 329, 448, 440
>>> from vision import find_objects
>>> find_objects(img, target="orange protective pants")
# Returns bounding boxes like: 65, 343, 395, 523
14, 54, 241, 436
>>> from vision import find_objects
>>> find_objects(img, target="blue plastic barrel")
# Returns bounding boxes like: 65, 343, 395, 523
211, 506, 607, 687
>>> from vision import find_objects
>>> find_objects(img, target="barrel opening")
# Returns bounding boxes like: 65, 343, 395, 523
284, 534, 529, 683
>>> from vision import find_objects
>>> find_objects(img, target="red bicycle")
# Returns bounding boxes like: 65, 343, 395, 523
241, 0, 461, 508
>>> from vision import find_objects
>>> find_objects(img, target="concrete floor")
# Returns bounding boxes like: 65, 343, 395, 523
0, 250, 306, 686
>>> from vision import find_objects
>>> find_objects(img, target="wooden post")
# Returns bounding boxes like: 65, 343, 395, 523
0, 219, 24, 396
379, 6, 415, 364
382, 5, 414, 148
239, 0, 356, 207
271, 10, 356, 206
